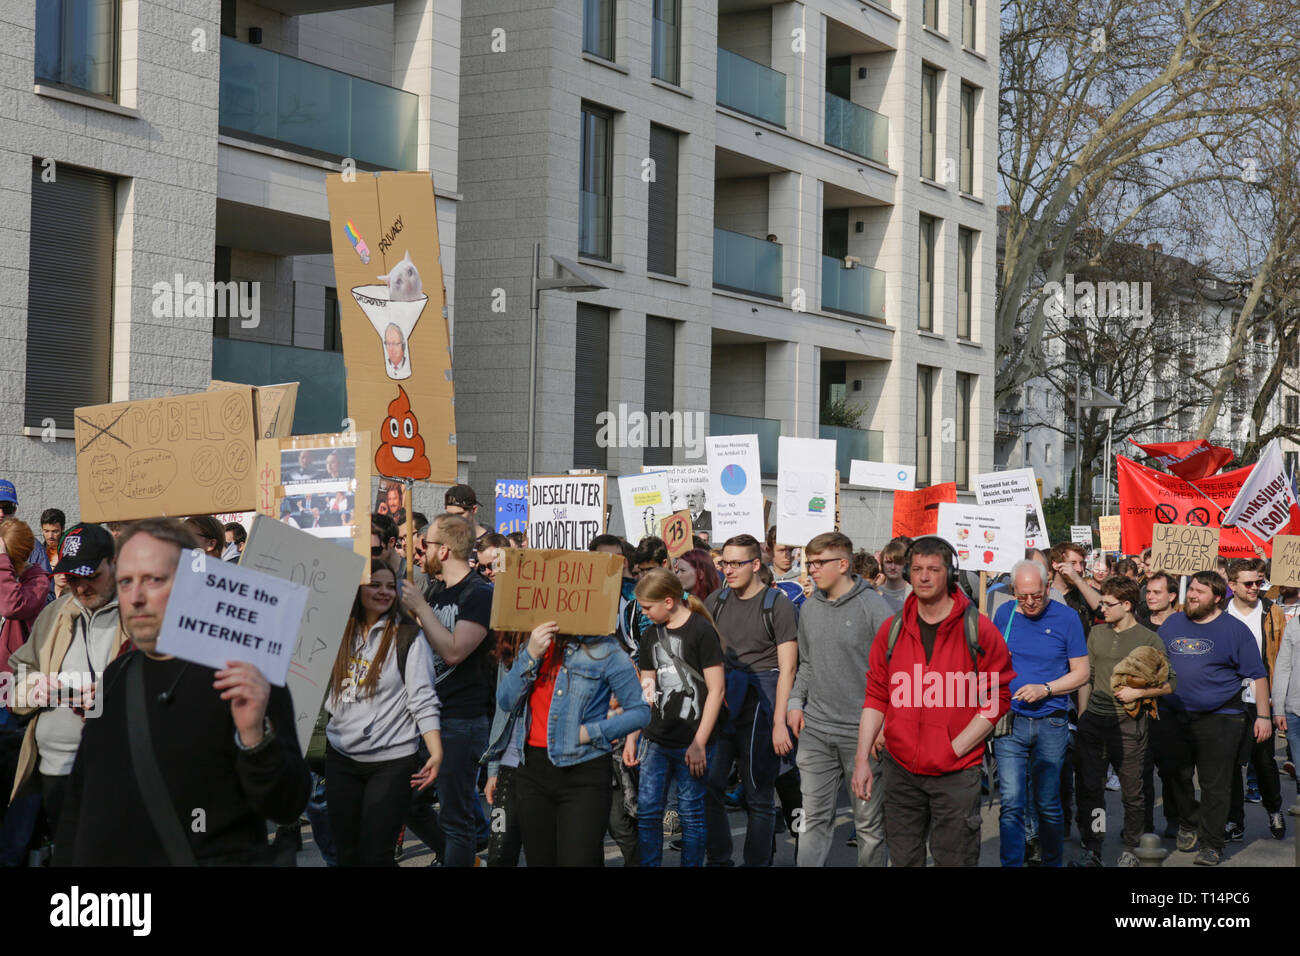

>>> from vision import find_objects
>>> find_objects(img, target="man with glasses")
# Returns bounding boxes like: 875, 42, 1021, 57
1224, 559, 1286, 840
1072, 576, 1174, 867
990, 560, 1089, 867
786, 532, 892, 866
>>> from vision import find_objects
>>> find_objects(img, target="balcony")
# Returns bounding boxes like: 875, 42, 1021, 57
219, 37, 418, 170
995, 409, 1024, 436
211, 337, 347, 435
824, 93, 888, 164
819, 425, 884, 479
821, 256, 886, 320
710, 413, 780, 476
716, 48, 786, 127
714, 228, 782, 300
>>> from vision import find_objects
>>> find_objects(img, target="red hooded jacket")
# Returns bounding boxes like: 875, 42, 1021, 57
0, 554, 52, 674
864, 588, 1013, 776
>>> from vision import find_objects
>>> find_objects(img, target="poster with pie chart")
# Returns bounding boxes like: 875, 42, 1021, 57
707, 434, 765, 540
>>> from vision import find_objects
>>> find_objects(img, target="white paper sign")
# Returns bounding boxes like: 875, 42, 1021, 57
528, 475, 607, 550
776, 436, 837, 547
974, 467, 1050, 551
239, 514, 367, 754
643, 464, 712, 535
617, 471, 675, 542
936, 503, 1027, 574
849, 460, 916, 492
157, 552, 310, 687
1071, 525, 1093, 546
707, 434, 766, 541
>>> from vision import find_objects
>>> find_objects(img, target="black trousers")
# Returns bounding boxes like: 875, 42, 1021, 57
1075, 710, 1147, 853
881, 753, 982, 867
486, 765, 524, 867
1229, 702, 1283, 823
325, 745, 417, 867
1158, 709, 1244, 852
516, 746, 612, 867
39, 773, 70, 838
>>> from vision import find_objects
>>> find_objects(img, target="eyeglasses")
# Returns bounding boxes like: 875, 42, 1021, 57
1099, 600, 1126, 610
1015, 592, 1045, 603
719, 560, 757, 570
806, 558, 847, 571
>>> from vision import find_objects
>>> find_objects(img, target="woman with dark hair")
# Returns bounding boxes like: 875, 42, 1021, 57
674, 548, 721, 600
0, 519, 51, 677
324, 560, 442, 866
183, 515, 225, 559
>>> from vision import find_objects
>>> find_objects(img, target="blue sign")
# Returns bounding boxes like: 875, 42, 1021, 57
495, 479, 528, 535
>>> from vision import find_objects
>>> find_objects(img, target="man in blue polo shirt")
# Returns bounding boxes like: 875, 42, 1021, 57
992, 560, 1090, 867
1157, 570, 1271, 866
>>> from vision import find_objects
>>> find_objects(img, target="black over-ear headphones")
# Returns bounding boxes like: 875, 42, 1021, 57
901, 535, 960, 595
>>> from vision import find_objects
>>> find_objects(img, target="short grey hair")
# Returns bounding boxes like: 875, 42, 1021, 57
1010, 559, 1048, 592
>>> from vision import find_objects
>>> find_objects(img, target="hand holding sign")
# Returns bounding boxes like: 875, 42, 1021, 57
213, 660, 272, 747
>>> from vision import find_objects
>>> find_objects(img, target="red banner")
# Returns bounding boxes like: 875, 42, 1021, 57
1126, 438, 1234, 481
1116, 456, 1300, 558
892, 482, 957, 539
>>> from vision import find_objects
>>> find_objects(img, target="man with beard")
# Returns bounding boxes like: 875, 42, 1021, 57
1157, 571, 1270, 866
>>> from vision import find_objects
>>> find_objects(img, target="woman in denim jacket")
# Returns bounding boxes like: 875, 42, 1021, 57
495, 619, 650, 866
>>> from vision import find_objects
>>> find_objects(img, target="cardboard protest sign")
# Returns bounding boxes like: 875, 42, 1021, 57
495, 479, 528, 536
240, 515, 367, 753
157, 553, 309, 686
974, 468, 1050, 551
1098, 514, 1121, 552
254, 430, 372, 573
892, 483, 957, 538
936, 503, 1026, 574
1269, 534, 1300, 588
776, 436, 837, 547
644, 464, 711, 536
75, 388, 257, 522
209, 380, 299, 439
489, 549, 623, 635
326, 172, 456, 485
1149, 524, 1221, 576
707, 434, 765, 541
661, 511, 694, 560
849, 460, 916, 491
528, 475, 606, 550
618, 471, 674, 542
1071, 525, 1093, 546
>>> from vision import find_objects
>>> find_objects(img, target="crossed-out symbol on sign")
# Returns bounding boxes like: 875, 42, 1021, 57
1186, 507, 1212, 527
75, 409, 131, 453
1154, 503, 1177, 524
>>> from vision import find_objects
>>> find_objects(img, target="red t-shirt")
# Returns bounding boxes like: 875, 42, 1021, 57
526, 645, 562, 748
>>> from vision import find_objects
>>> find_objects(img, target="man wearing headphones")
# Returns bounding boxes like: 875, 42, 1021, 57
851, 536, 1013, 866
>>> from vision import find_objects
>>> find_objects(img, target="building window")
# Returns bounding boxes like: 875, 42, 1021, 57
26, 159, 115, 429
960, 84, 976, 194
963, 0, 977, 48
917, 366, 935, 486
957, 227, 974, 339
921, 66, 938, 181
644, 317, 677, 466
35, 0, 118, 99
652, 0, 681, 85
1289, 342, 1299, 369
324, 287, 343, 352
924, 0, 940, 31
1287, 395, 1299, 426
583, 0, 615, 61
919, 214, 937, 332
956, 373, 972, 488
647, 124, 679, 276
580, 104, 613, 260
574, 304, 611, 469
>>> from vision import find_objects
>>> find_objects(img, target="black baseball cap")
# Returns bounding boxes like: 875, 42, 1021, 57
52, 523, 116, 577
444, 484, 478, 509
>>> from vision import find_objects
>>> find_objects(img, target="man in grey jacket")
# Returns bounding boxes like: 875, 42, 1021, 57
786, 531, 893, 866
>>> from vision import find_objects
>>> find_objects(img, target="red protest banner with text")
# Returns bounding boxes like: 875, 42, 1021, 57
892, 482, 958, 539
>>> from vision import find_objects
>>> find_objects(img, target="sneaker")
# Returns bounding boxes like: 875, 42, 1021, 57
1246, 786, 1262, 804
1069, 849, 1103, 868
1284, 760, 1296, 780
1224, 821, 1245, 842
1115, 850, 1140, 868
1105, 769, 1121, 791
662, 808, 680, 837
724, 785, 744, 810
1176, 827, 1198, 852
1270, 811, 1286, 839
1025, 838, 1042, 866
1194, 846, 1222, 866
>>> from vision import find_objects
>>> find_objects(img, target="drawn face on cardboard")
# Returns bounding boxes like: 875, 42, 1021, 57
88, 455, 121, 503
375, 386, 431, 480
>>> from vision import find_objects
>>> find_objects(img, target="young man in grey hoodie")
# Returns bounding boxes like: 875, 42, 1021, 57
786, 531, 893, 866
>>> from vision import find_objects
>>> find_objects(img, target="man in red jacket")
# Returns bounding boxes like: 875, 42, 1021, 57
851, 536, 1013, 866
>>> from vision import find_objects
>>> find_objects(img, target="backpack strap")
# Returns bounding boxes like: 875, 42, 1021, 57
964, 605, 983, 672
760, 587, 779, 645
885, 613, 905, 663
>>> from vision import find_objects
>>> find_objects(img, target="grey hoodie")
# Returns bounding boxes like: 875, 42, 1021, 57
789, 576, 893, 735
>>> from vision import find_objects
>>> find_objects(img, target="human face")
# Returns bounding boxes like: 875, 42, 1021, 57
69, 559, 116, 612
1098, 594, 1131, 627
882, 555, 904, 583
424, 530, 448, 578
908, 553, 948, 601
686, 489, 705, 513
225, 529, 236, 546
41, 523, 62, 551
115, 536, 182, 652
719, 545, 759, 590
386, 487, 402, 513
635, 560, 660, 578
1012, 569, 1047, 618
477, 545, 499, 581
371, 533, 384, 558
359, 568, 397, 619
1090, 559, 1110, 584
674, 558, 698, 594
1146, 578, 1175, 612
806, 550, 849, 593
772, 544, 794, 573
638, 596, 674, 625
386, 329, 404, 367
1185, 579, 1220, 621
298, 451, 310, 470
1231, 571, 1264, 608
326, 455, 340, 477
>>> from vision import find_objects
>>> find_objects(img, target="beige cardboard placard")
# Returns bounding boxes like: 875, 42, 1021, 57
1099, 514, 1122, 552
489, 549, 623, 635
661, 510, 693, 560
209, 380, 300, 439
1149, 523, 1221, 576
1269, 534, 1300, 587
75, 388, 257, 522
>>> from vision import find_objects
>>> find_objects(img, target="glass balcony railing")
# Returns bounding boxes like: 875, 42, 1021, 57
714, 228, 782, 299
710, 414, 781, 476
824, 92, 889, 164
219, 37, 417, 170
211, 337, 347, 436
819, 424, 884, 479
821, 256, 886, 320
716, 48, 786, 127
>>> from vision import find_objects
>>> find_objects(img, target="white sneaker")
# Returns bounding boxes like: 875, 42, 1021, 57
1115, 850, 1140, 868
1105, 769, 1121, 791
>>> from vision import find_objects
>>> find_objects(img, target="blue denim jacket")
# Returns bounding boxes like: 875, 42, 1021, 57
488, 635, 649, 768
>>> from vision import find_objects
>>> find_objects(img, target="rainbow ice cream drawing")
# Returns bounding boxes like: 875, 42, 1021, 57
344, 220, 371, 264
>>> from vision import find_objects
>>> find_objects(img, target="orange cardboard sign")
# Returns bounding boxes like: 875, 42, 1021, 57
661, 510, 694, 559
892, 482, 958, 538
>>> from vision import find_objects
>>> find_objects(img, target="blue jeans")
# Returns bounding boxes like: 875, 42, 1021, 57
993, 712, 1070, 867
305, 772, 336, 866
438, 715, 490, 867
637, 741, 708, 867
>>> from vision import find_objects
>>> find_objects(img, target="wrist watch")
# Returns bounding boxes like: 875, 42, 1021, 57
1043, 683, 1052, 697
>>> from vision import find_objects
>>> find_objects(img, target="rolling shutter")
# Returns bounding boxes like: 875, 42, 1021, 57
573, 304, 610, 469
647, 125, 679, 276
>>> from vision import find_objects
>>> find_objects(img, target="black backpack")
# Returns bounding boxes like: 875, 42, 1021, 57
711, 585, 781, 643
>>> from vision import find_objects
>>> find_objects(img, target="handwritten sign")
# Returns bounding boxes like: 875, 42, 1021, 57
495, 479, 528, 535
209, 380, 299, 439
937, 503, 1026, 574
661, 510, 694, 560
157, 551, 309, 686
489, 549, 623, 635
528, 475, 606, 550
75, 388, 258, 522
1149, 524, 1221, 576
1099, 514, 1121, 552
892, 483, 958, 538
1270, 534, 1300, 588
240, 515, 367, 753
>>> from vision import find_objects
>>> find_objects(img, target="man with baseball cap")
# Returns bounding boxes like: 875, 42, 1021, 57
444, 485, 489, 542
6, 522, 128, 847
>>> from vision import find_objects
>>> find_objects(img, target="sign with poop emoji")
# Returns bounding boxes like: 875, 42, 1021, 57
326, 172, 456, 484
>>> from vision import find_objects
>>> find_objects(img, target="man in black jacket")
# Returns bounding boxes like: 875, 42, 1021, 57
55, 518, 310, 865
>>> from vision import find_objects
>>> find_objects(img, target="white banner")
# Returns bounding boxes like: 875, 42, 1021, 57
1070, 524, 1093, 546
706, 434, 765, 541
849, 459, 916, 492
776, 436, 837, 547
617, 470, 675, 543
528, 475, 607, 550
937, 503, 1027, 574
974, 467, 1050, 551
1222, 439, 1297, 541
